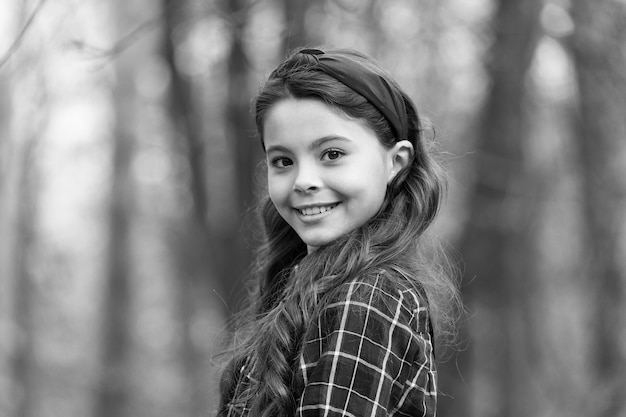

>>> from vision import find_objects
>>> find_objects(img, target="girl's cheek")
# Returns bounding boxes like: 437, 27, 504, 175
267, 179, 287, 204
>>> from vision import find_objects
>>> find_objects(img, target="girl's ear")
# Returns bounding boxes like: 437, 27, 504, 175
388, 140, 414, 182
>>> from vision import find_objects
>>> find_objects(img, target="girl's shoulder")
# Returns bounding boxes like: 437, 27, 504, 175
339, 268, 427, 304
320, 268, 431, 333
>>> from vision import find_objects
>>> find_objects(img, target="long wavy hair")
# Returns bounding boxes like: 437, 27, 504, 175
219, 47, 461, 417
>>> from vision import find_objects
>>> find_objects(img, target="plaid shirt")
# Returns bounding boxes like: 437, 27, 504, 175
220, 271, 437, 417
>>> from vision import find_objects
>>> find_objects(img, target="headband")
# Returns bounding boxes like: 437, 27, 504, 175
299, 48, 408, 141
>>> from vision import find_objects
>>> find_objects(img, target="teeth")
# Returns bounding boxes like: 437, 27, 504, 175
298, 204, 337, 216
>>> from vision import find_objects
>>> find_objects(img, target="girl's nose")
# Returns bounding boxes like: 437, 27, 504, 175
293, 164, 321, 193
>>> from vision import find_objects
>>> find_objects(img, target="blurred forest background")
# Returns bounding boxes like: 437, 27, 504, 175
1, 0, 625, 416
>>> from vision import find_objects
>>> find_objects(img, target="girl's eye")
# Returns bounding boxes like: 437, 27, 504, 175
322, 149, 344, 161
270, 157, 293, 169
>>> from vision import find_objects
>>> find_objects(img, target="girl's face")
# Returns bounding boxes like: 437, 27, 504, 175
264, 98, 402, 253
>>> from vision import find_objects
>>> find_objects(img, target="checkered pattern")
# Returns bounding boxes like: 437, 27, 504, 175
294, 273, 436, 417
219, 271, 437, 417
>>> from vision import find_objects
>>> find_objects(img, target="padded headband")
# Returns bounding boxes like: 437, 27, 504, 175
299, 48, 408, 141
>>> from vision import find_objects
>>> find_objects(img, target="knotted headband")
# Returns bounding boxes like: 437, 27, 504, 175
298, 48, 409, 141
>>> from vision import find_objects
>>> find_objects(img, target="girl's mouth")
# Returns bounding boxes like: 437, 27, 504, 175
296, 203, 339, 216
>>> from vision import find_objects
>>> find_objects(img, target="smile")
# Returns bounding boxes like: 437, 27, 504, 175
296, 203, 339, 216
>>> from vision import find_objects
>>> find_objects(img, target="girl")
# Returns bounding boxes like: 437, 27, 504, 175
218, 47, 460, 417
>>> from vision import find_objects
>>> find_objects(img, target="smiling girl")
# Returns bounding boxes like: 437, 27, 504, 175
218, 47, 461, 417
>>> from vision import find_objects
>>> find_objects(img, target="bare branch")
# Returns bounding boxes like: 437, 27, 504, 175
0, 0, 49, 69
68, 14, 163, 62
68, 0, 266, 65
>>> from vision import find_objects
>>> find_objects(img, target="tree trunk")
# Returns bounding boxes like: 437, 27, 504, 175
454, 0, 543, 416
93, 14, 136, 417
219, 0, 259, 314
2, 4, 48, 415
4, 107, 42, 417
9, 141, 38, 417
162, 1, 219, 415
283, 0, 310, 52
569, 1, 626, 415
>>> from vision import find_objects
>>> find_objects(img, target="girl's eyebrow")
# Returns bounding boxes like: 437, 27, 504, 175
265, 136, 351, 154
265, 144, 289, 154
309, 135, 351, 150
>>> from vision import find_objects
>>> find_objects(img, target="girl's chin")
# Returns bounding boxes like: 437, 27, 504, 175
297, 235, 330, 248
299, 234, 339, 251
301, 239, 332, 250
